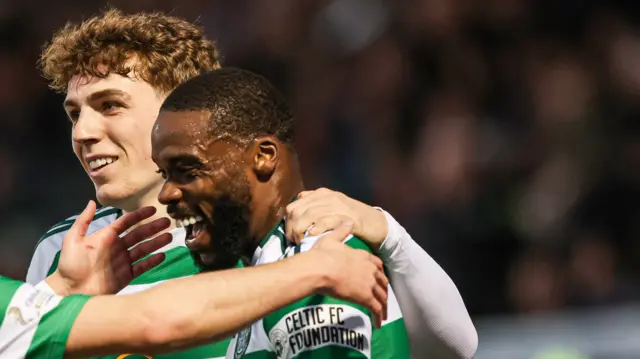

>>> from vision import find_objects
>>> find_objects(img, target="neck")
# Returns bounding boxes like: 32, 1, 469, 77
116, 183, 175, 231
249, 169, 304, 254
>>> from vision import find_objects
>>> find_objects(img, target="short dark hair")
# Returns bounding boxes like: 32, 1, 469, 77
161, 68, 294, 145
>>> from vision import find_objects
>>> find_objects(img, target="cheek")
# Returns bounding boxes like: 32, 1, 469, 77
112, 116, 156, 158
190, 180, 215, 217
194, 174, 224, 202
198, 175, 220, 200
71, 140, 83, 162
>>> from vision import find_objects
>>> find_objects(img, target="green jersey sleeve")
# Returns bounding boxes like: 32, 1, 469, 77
0, 276, 90, 359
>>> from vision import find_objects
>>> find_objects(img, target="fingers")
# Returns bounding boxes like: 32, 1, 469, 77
307, 215, 348, 237
287, 190, 333, 216
366, 275, 387, 328
286, 204, 343, 242
121, 217, 171, 250
286, 194, 332, 240
313, 222, 353, 248
132, 253, 167, 278
285, 202, 316, 241
66, 200, 97, 243
345, 250, 386, 329
295, 190, 314, 199
110, 206, 157, 235
371, 307, 382, 329
369, 253, 388, 322
128, 232, 173, 263
369, 253, 384, 272
361, 252, 386, 328
374, 269, 389, 322
296, 187, 333, 200
366, 290, 384, 329
287, 188, 356, 242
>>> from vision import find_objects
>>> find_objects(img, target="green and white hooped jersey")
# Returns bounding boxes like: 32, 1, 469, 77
26, 206, 232, 359
227, 221, 411, 359
0, 276, 90, 359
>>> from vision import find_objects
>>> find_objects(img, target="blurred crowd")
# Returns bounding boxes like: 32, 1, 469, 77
1, 0, 639, 318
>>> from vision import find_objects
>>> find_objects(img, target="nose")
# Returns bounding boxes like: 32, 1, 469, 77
158, 180, 183, 206
72, 108, 105, 145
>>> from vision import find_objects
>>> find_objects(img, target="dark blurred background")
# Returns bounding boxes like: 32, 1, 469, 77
1, 0, 640, 357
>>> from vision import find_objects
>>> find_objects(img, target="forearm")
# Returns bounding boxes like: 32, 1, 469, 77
377, 209, 478, 359
65, 253, 326, 358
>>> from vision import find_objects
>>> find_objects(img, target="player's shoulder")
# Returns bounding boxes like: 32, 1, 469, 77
35, 206, 122, 249
0, 276, 26, 309
0, 275, 22, 289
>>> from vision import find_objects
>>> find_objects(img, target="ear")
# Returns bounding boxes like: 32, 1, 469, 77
251, 137, 279, 181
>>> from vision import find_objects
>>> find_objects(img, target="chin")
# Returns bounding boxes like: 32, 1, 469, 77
94, 182, 135, 208
192, 250, 240, 272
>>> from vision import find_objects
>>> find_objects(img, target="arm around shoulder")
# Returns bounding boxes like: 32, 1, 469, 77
375, 208, 478, 359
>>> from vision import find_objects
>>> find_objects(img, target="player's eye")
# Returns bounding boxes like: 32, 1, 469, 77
68, 110, 80, 123
155, 169, 167, 179
102, 101, 122, 113
179, 167, 198, 179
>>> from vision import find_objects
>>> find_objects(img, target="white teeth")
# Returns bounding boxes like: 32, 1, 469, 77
88, 157, 116, 170
176, 216, 204, 228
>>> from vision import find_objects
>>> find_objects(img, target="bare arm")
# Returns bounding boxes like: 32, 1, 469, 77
64, 224, 388, 358
65, 253, 322, 357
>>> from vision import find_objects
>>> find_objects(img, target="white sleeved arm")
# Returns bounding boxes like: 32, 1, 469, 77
376, 208, 478, 359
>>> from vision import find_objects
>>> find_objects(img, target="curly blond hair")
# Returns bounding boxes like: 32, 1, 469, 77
39, 8, 221, 94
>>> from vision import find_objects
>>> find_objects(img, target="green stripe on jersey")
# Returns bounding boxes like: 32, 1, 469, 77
258, 220, 286, 249
0, 276, 23, 324
26, 295, 90, 359
371, 319, 410, 359
47, 252, 61, 276
36, 207, 122, 248
130, 246, 199, 285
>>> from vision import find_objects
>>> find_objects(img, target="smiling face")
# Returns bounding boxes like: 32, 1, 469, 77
152, 110, 255, 271
152, 68, 301, 270
64, 72, 165, 209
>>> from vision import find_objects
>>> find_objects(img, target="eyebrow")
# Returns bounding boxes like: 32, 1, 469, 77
167, 154, 203, 167
64, 89, 132, 108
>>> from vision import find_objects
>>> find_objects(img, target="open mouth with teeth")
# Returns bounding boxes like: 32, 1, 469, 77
88, 157, 118, 171
176, 215, 207, 244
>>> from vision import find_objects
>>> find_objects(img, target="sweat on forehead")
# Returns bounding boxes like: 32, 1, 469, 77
159, 67, 295, 145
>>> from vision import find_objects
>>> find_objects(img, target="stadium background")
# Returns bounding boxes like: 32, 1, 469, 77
1, 0, 639, 357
